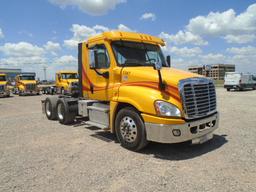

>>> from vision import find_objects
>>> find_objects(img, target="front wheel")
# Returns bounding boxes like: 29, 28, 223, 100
115, 107, 148, 151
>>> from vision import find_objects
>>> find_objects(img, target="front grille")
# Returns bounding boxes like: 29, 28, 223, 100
179, 78, 217, 119
26, 84, 36, 91
0, 85, 5, 92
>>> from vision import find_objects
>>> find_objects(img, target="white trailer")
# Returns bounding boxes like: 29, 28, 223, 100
224, 72, 256, 91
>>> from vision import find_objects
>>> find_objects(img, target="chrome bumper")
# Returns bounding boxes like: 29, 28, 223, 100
145, 113, 219, 144
19, 90, 39, 95
0, 90, 10, 97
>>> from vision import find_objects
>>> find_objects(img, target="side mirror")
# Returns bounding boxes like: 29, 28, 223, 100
166, 55, 171, 67
153, 60, 162, 70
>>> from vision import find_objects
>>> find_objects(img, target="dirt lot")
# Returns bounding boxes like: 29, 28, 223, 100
0, 88, 256, 192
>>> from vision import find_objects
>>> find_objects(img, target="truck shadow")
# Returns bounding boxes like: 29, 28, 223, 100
85, 128, 228, 160
140, 134, 228, 160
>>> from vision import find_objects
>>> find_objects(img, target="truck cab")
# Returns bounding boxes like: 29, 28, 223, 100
55, 71, 79, 96
43, 31, 219, 151
15, 73, 40, 96
0, 73, 10, 97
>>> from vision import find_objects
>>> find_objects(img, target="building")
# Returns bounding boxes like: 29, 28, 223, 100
188, 64, 235, 80
0, 68, 22, 81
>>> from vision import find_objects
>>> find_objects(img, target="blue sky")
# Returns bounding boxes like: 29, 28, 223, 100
0, 0, 256, 79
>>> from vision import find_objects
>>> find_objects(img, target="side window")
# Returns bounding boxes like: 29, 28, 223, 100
89, 44, 110, 69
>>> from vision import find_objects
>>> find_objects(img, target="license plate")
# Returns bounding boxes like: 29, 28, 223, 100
192, 133, 213, 144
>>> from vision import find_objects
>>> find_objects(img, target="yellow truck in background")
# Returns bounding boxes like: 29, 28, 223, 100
41, 71, 79, 96
15, 73, 40, 96
42, 31, 219, 151
0, 73, 10, 97
55, 71, 79, 96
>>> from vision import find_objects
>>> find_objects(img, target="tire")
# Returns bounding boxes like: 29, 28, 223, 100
56, 99, 76, 125
227, 88, 230, 91
45, 97, 58, 120
115, 107, 148, 151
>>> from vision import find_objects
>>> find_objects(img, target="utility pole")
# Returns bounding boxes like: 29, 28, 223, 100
43, 66, 47, 80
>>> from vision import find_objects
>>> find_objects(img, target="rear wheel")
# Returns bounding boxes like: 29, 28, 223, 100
115, 107, 148, 151
56, 99, 76, 125
45, 97, 58, 120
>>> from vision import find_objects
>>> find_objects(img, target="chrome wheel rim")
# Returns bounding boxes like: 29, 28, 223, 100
57, 103, 64, 120
120, 116, 137, 143
46, 101, 51, 116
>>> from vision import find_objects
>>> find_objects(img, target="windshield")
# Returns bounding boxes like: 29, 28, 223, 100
20, 76, 35, 80
112, 41, 167, 67
61, 73, 78, 79
0, 76, 6, 81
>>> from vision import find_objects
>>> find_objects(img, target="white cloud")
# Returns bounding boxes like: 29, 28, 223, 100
226, 46, 256, 55
63, 24, 109, 48
54, 55, 77, 66
223, 34, 256, 44
186, 3, 256, 43
64, 24, 134, 48
167, 46, 202, 57
140, 12, 156, 21
199, 53, 227, 64
18, 30, 33, 38
0, 42, 45, 57
0, 28, 4, 38
160, 31, 208, 46
117, 24, 133, 32
44, 41, 61, 55
0, 56, 47, 66
49, 0, 126, 16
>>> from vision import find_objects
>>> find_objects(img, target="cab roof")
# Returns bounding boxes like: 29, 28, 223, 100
18, 73, 36, 77
57, 70, 78, 74
87, 31, 165, 46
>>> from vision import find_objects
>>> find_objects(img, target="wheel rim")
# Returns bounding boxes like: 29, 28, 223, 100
120, 116, 138, 143
57, 103, 64, 120
45, 101, 51, 116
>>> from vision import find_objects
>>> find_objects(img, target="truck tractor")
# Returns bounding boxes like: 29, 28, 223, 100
55, 71, 79, 96
15, 73, 40, 96
42, 31, 219, 151
0, 73, 10, 97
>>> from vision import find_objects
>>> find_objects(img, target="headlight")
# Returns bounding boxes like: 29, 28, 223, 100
154, 101, 181, 117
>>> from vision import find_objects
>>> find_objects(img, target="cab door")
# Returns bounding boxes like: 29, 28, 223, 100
86, 43, 113, 101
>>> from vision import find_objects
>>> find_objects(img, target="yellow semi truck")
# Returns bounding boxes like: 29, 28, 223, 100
42, 31, 219, 151
0, 73, 10, 97
55, 71, 79, 95
15, 73, 40, 96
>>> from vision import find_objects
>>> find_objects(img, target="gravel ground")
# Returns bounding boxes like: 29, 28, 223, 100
0, 88, 256, 192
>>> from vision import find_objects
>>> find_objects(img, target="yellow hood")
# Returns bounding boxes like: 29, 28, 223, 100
121, 67, 201, 87
64, 79, 78, 84
0, 81, 7, 86
19, 80, 37, 85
